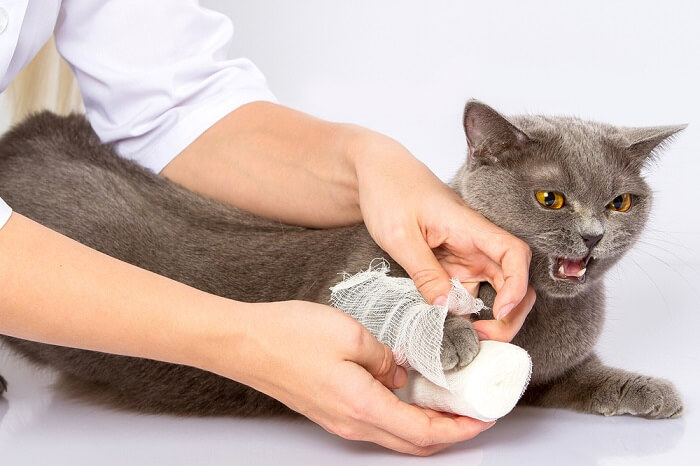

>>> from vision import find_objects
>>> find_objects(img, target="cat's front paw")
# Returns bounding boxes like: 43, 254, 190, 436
593, 375, 683, 419
440, 316, 480, 371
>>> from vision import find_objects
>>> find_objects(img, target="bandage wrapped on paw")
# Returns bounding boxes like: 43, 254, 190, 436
329, 260, 531, 422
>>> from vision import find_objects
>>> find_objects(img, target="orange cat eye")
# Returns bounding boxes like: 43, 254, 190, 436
536, 191, 565, 209
608, 193, 632, 212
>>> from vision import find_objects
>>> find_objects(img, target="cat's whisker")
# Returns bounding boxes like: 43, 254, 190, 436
628, 248, 700, 299
627, 256, 671, 309
645, 228, 700, 236
604, 263, 626, 324
635, 238, 700, 268
643, 229, 697, 245
638, 236, 694, 254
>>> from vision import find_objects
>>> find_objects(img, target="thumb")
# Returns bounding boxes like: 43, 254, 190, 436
353, 330, 408, 389
386, 230, 452, 305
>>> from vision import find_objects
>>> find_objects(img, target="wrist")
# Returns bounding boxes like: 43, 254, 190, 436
176, 295, 253, 379
340, 123, 406, 170
339, 124, 416, 202
342, 125, 456, 208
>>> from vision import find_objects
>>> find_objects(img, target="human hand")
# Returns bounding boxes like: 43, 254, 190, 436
213, 300, 495, 456
349, 131, 533, 339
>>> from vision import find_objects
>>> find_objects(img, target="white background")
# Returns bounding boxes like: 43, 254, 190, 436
1, 1, 699, 464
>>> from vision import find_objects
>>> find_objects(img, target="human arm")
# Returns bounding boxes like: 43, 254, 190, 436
0, 212, 495, 455
0, 213, 238, 368
163, 101, 533, 333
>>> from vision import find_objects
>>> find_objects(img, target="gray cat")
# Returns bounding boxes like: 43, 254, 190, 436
0, 101, 684, 420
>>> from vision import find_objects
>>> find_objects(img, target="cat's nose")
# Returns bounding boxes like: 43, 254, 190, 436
581, 233, 603, 250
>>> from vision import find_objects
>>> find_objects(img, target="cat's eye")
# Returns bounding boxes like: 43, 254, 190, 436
608, 193, 632, 212
535, 191, 565, 209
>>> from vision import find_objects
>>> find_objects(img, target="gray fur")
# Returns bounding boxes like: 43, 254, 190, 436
440, 316, 480, 371
0, 103, 683, 419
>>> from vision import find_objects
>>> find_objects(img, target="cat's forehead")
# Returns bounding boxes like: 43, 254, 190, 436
515, 115, 622, 159
512, 115, 644, 196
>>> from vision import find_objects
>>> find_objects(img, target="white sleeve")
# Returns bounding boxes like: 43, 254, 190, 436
54, 0, 277, 173
0, 197, 11, 231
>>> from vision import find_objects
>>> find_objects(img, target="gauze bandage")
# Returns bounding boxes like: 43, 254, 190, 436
329, 260, 532, 421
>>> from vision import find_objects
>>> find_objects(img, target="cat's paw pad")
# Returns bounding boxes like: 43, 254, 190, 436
440, 317, 480, 371
594, 375, 683, 419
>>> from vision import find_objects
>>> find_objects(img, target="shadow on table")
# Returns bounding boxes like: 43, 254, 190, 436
0, 397, 8, 424
442, 406, 685, 465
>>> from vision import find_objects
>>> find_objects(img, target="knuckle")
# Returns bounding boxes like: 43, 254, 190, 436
412, 435, 434, 448
332, 422, 360, 441
384, 225, 411, 246
411, 268, 442, 294
342, 398, 370, 422
526, 287, 537, 303
507, 236, 531, 257
408, 427, 435, 448
412, 446, 438, 457
377, 345, 395, 377
495, 325, 513, 342
343, 322, 370, 355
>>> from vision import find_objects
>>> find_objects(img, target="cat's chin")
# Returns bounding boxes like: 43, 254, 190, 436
541, 276, 589, 298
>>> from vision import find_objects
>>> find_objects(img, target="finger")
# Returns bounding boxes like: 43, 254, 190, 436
476, 236, 531, 319
352, 330, 407, 389
362, 385, 496, 446
340, 423, 455, 457
384, 226, 452, 304
473, 258, 505, 292
438, 247, 505, 293
369, 435, 454, 457
328, 367, 461, 455
461, 281, 480, 297
472, 286, 536, 342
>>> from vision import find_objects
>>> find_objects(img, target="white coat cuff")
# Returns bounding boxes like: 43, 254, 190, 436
0, 197, 12, 231
124, 88, 277, 174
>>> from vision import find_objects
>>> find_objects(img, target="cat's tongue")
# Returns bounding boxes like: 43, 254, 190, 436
562, 259, 586, 277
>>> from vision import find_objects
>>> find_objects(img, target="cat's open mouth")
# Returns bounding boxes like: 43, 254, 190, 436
551, 255, 593, 283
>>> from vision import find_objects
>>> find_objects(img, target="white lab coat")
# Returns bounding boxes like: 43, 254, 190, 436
0, 0, 276, 230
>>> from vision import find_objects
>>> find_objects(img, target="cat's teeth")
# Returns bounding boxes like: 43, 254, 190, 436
576, 268, 587, 277
558, 264, 565, 276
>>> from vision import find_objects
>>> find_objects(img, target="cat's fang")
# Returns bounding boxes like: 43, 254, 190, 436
552, 257, 589, 283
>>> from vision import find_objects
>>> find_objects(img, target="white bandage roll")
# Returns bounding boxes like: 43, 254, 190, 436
395, 340, 532, 422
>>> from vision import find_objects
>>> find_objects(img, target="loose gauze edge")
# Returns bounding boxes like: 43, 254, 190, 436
329, 259, 532, 421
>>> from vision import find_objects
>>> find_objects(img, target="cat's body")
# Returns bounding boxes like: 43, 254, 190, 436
0, 103, 683, 419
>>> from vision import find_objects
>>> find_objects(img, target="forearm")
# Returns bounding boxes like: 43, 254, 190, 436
0, 213, 245, 372
162, 101, 375, 227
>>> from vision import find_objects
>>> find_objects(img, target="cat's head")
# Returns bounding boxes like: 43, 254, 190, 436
452, 100, 685, 298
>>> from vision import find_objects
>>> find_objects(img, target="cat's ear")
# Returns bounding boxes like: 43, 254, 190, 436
463, 100, 532, 164
621, 124, 687, 168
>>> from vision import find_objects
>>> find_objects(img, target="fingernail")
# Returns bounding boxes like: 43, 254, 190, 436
484, 420, 497, 430
477, 331, 488, 341
433, 295, 447, 306
496, 303, 515, 320
393, 367, 407, 387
